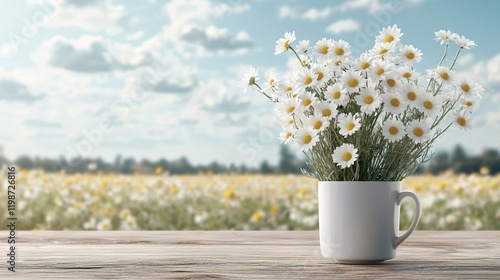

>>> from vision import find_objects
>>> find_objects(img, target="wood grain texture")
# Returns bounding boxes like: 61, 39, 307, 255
1, 231, 500, 279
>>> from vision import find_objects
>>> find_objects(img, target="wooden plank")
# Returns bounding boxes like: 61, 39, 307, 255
1, 231, 499, 279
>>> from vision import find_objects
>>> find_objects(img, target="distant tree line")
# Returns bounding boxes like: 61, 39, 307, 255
1, 145, 308, 175
1, 145, 499, 175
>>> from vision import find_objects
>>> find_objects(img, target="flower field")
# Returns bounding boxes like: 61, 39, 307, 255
1, 169, 499, 230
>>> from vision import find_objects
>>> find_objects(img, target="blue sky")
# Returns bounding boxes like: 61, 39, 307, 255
1, 0, 499, 166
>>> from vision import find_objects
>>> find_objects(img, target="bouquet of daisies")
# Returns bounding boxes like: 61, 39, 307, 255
239, 25, 482, 181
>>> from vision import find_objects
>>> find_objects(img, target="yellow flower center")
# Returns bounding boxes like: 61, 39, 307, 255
320, 45, 329, 54
253, 212, 263, 221
304, 76, 313, 85
346, 122, 355, 130
391, 98, 400, 107
335, 48, 344, 56
287, 119, 294, 125
413, 127, 424, 137
284, 40, 290, 49
379, 48, 388, 55
464, 100, 473, 107
286, 106, 296, 114
315, 71, 324, 81
407, 91, 417, 101
285, 132, 292, 139
303, 98, 312, 106
332, 90, 341, 99
440, 71, 449, 80
402, 72, 411, 78
323, 109, 332, 117
269, 79, 274, 85
444, 35, 449, 40
364, 96, 374, 104
405, 51, 415, 59
342, 152, 352, 161
292, 93, 298, 98
361, 62, 370, 69
457, 117, 466, 126
285, 86, 292, 92
423, 100, 433, 109
384, 35, 394, 43
335, 60, 342, 66
461, 83, 470, 92
389, 126, 398, 135
313, 120, 322, 129
348, 78, 359, 87
387, 79, 396, 87
375, 68, 384, 75
303, 134, 312, 144
248, 76, 255, 85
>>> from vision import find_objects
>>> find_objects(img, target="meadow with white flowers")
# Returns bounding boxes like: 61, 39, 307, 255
1, 170, 498, 230
240, 25, 483, 182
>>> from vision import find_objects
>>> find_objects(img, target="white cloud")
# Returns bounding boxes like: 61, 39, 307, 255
278, 5, 297, 19
33, 35, 155, 72
302, 7, 332, 20
27, 0, 131, 34
326, 19, 361, 34
339, 0, 391, 14
456, 53, 474, 67
126, 31, 145, 41
0, 43, 17, 57
279, 6, 333, 21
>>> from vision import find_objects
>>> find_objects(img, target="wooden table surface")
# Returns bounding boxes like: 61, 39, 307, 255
2, 231, 500, 279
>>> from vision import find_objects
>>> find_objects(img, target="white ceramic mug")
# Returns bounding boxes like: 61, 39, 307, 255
318, 181, 421, 263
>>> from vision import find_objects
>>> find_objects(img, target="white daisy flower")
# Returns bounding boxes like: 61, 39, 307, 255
279, 126, 296, 143
433, 66, 455, 86
401, 83, 422, 107
311, 63, 332, 87
275, 97, 301, 117
353, 53, 373, 74
416, 92, 442, 117
331, 40, 351, 61
397, 66, 417, 80
381, 74, 401, 93
370, 59, 393, 81
294, 126, 319, 151
381, 92, 407, 114
459, 96, 480, 112
325, 83, 349, 106
299, 91, 317, 108
382, 118, 406, 143
296, 40, 310, 53
450, 111, 474, 131
279, 115, 296, 128
370, 42, 397, 58
313, 38, 332, 62
398, 45, 423, 65
305, 113, 330, 132
434, 30, 456, 45
341, 69, 366, 94
376, 24, 403, 44
337, 113, 361, 137
297, 68, 318, 90
453, 35, 477, 49
239, 67, 259, 93
325, 58, 349, 73
457, 78, 482, 97
275, 31, 296, 55
451, 111, 474, 130
355, 87, 381, 115
332, 143, 359, 169
97, 218, 111, 230
263, 73, 279, 91
276, 75, 295, 95
314, 101, 338, 119
406, 120, 431, 143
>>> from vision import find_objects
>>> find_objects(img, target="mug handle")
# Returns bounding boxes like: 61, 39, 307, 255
393, 191, 421, 249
